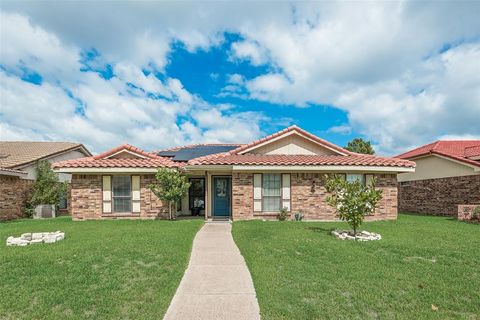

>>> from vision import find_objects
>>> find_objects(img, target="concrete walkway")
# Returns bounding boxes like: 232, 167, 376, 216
164, 222, 261, 320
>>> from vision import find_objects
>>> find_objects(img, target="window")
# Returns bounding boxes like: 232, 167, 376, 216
58, 190, 68, 210
189, 178, 205, 209
365, 174, 374, 186
346, 174, 365, 185
262, 173, 281, 211
112, 176, 132, 212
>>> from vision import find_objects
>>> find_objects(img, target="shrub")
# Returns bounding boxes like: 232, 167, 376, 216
472, 206, 480, 221
149, 168, 190, 220
28, 161, 67, 217
278, 207, 289, 221
325, 174, 382, 239
293, 212, 304, 221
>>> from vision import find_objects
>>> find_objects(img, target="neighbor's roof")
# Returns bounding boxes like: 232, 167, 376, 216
53, 144, 177, 169
188, 153, 415, 168
396, 140, 480, 168
0, 141, 91, 169
0, 167, 28, 177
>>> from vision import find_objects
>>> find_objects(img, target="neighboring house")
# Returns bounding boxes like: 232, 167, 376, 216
0, 142, 92, 220
53, 126, 415, 221
397, 140, 480, 216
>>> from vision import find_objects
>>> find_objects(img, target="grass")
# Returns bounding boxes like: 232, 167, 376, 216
233, 214, 480, 319
0, 217, 203, 320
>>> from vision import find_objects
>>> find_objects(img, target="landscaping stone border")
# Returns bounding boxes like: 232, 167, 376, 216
6, 231, 65, 246
332, 230, 381, 241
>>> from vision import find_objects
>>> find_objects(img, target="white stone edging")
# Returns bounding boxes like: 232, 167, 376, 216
332, 230, 381, 241
6, 231, 65, 246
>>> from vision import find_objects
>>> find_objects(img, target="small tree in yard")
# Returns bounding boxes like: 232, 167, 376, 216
28, 161, 67, 217
149, 168, 190, 220
325, 175, 382, 239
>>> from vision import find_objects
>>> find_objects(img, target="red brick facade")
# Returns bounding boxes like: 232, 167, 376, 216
0, 175, 33, 221
232, 172, 255, 220
232, 172, 398, 221
70, 174, 169, 220
398, 174, 480, 216
71, 172, 399, 221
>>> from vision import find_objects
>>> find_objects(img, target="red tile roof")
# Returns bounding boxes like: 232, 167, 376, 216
53, 127, 416, 170
396, 140, 480, 167
229, 125, 352, 156
53, 144, 177, 169
188, 153, 415, 168
465, 145, 480, 159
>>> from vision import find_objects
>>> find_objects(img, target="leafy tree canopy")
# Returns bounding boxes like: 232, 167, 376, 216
30, 160, 67, 209
325, 175, 382, 238
149, 168, 190, 220
344, 138, 375, 155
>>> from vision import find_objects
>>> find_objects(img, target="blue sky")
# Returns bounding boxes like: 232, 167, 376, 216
0, 1, 479, 155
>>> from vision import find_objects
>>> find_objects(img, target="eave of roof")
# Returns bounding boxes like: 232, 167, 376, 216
187, 153, 416, 168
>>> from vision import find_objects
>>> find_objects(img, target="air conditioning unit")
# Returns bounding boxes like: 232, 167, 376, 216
34, 204, 56, 218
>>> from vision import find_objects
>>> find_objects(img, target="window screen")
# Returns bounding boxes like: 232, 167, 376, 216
262, 174, 281, 211
112, 176, 132, 212
346, 174, 365, 185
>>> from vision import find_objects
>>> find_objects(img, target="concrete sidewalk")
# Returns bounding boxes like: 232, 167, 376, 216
163, 222, 261, 320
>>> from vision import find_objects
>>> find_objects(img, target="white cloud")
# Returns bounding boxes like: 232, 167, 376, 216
0, 11, 267, 153
327, 125, 352, 135
230, 40, 268, 66
1, 2, 479, 155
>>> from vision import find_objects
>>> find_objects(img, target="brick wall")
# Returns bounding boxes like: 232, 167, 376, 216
232, 172, 254, 220
399, 174, 480, 216
231, 172, 398, 221
0, 175, 33, 221
70, 174, 169, 220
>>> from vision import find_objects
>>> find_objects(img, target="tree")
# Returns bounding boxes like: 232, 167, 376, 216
29, 161, 67, 217
149, 168, 190, 220
345, 138, 375, 155
325, 175, 382, 239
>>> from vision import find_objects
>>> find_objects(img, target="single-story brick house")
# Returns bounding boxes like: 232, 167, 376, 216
397, 140, 480, 216
53, 126, 415, 221
0, 142, 91, 220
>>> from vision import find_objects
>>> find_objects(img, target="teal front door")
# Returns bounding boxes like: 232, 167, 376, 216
213, 177, 231, 217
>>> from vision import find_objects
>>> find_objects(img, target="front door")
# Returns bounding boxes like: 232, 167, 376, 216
213, 176, 231, 217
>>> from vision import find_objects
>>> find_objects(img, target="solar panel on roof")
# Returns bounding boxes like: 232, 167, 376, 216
158, 145, 240, 161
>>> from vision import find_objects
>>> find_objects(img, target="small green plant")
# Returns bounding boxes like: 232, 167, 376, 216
472, 206, 480, 221
149, 168, 190, 220
28, 161, 67, 217
293, 211, 304, 221
278, 207, 289, 221
325, 174, 383, 239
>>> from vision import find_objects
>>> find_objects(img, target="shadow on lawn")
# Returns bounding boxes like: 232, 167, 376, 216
306, 226, 335, 234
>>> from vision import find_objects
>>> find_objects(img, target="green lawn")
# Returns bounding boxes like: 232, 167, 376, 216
0, 217, 203, 320
233, 214, 480, 319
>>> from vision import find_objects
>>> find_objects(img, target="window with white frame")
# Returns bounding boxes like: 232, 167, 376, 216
262, 173, 281, 211
112, 176, 132, 212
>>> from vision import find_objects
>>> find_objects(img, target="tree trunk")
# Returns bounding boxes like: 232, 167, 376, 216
353, 224, 357, 241
168, 202, 172, 220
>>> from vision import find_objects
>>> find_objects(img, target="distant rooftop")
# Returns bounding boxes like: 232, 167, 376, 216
0, 141, 91, 168
158, 144, 242, 161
